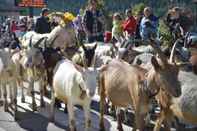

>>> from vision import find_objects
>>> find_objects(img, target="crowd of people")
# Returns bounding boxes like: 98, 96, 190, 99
72, 0, 160, 45
0, 0, 194, 48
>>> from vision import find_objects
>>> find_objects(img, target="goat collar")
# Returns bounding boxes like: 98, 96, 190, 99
140, 79, 160, 99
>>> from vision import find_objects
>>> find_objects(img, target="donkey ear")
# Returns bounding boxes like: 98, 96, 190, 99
151, 56, 161, 71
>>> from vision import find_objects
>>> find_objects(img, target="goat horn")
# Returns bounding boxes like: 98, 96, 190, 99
29, 35, 33, 48
34, 37, 48, 48
176, 62, 191, 66
169, 39, 181, 64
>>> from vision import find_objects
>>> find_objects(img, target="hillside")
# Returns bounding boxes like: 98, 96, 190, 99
31, 0, 196, 16
0, 0, 196, 17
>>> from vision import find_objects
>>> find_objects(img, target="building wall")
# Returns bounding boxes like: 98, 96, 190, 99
0, 0, 20, 16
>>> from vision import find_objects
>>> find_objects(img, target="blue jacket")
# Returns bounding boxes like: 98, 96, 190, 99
140, 15, 158, 40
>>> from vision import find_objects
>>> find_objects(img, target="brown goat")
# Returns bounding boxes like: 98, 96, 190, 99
190, 54, 197, 74
99, 54, 181, 131
153, 40, 197, 131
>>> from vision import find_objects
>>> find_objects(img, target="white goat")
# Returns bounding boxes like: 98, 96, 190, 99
50, 59, 98, 131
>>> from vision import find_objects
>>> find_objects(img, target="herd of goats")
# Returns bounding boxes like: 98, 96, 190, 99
0, 12, 197, 131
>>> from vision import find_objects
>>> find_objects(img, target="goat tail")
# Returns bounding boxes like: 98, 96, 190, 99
99, 71, 106, 131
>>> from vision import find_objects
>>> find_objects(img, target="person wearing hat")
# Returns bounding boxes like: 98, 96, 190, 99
35, 8, 51, 34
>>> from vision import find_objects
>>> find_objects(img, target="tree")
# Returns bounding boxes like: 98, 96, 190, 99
132, 3, 145, 16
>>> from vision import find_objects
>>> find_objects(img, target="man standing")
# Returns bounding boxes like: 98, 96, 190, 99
82, 0, 105, 43
35, 8, 51, 34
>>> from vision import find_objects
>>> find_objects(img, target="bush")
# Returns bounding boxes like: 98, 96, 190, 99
132, 3, 145, 16
158, 19, 174, 47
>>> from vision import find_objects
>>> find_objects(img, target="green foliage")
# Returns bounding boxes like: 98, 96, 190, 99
132, 3, 146, 16
158, 20, 173, 47
97, 0, 105, 10
19, 8, 29, 16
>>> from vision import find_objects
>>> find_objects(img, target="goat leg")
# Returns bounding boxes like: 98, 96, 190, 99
13, 81, 18, 120
68, 102, 76, 131
153, 110, 166, 131
99, 74, 106, 131
116, 108, 124, 131
40, 78, 45, 107
19, 81, 25, 103
84, 102, 91, 131
0, 83, 2, 99
163, 119, 171, 131
134, 105, 146, 131
3, 84, 8, 112
49, 88, 55, 122
9, 84, 13, 103
30, 79, 37, 111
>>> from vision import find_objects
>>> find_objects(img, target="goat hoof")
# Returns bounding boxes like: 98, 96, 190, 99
14, 113, 19, 121
31, 104, 37, 112
0, 100, 3, 106
49, 116, 55, 122
33, 107, 37, 111
21, 97, 25, 103
40, 101, 45, 108
67, 126, 76, 131
4, 107, 8, 112
64, 107, 68, 113
117, 126, 123, 131
132, 128, 137, 131
55, 98, 62, 108
4, 104, 8, 112
99, 128, 105, 131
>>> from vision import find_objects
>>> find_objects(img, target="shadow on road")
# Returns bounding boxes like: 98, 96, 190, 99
14, 102, 112, 131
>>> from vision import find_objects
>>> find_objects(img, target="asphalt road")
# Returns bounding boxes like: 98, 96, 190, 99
0, 84, 132, 131
0, 70, 197, 131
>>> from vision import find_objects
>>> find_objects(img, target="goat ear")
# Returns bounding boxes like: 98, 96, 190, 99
82, 44, 87, 51
93, 43, 97, 50
151, 56, 161, 71
74, 63, 84, 73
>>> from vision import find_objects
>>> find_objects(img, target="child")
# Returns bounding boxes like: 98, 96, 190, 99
122, 9, 137, 40
112, 12, 124, 44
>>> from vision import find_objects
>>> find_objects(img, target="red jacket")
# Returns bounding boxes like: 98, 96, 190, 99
11, 23, 17, 33
122, 16, 137, 35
